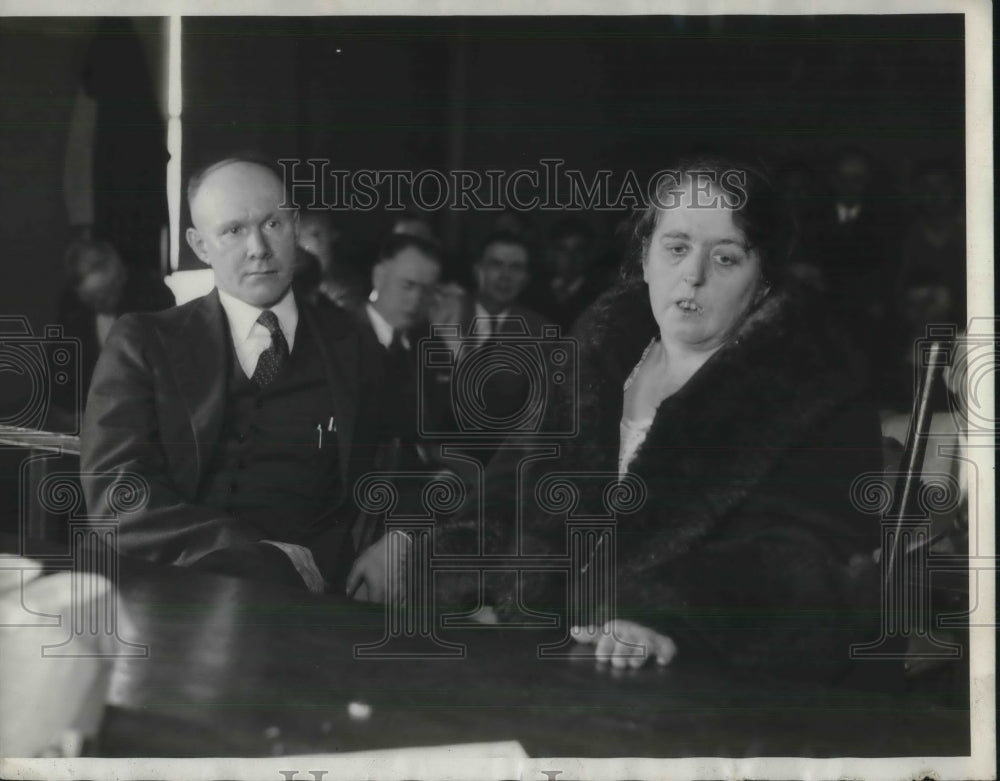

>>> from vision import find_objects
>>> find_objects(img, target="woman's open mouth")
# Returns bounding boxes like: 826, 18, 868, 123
676, 299, 702, 313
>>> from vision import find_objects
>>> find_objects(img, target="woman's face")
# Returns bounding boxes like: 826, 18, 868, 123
643, 180, 765, 353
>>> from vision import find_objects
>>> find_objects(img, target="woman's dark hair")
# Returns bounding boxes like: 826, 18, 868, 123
625, 155, 795, 290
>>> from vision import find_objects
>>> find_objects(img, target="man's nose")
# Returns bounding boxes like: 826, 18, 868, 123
246, 226, 271, 258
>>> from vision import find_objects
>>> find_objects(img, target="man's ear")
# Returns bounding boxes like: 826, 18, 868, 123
290, 210, 300, 242
186, 227, 210, 265
371, 261, 385, 295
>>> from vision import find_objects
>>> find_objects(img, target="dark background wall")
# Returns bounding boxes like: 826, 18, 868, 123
0, 13, 966, 392
176, 14, 964, 269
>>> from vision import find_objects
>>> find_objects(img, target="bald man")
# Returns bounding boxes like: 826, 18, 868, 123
81, 155, 398, 598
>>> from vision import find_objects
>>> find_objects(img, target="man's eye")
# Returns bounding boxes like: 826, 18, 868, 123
266, 219, 282, 229
226, 226, 242, 236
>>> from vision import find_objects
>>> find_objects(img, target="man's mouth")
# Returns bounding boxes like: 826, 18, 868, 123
676, 298, 702, 313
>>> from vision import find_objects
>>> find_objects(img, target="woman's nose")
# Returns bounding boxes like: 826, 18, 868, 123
680, 249, 707, 285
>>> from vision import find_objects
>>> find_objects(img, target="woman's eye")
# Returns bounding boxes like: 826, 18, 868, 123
666, 245, 688, 257
266, 219, 281, 229
713, 251, 743, 266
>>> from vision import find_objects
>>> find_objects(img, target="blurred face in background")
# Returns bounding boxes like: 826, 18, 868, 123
186, 161, 298, 309
476, 240, 530, 311
74, 247, 127, 314
832, 154, 871, 206
547, 233, 590, 281
297, 214, 339, 273
371, 247, 441, 332
917, 170, 958, 217
643, 178, 766, 354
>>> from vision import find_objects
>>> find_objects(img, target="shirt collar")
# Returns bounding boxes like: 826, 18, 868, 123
218, 286, 298, 349
366, 302, 409, 349
837, 202, 861, 223
475, 301, 509, 321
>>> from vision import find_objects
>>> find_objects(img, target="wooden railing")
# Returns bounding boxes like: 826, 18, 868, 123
0, 424, 81, 543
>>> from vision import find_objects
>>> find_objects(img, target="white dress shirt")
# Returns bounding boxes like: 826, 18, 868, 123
836, 202, 862, 224
473, 301, 509, 340
366, 302, 409, 349
215, 286, 324, 594
217, 286, 298, 378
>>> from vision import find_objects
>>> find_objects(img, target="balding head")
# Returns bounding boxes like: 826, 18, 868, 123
185, 158, 299, 308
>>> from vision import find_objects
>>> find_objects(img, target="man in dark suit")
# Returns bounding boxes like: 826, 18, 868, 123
427, 231, 552, 436
81, 156, 399, 598
520, 217, 608, 332
55, 237, 175, 423
359, 233, 444, 445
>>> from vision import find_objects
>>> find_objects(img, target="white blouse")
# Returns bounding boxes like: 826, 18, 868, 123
618, 338, 658, 478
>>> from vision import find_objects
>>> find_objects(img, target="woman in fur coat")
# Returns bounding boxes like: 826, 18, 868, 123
375, 157, 887, 684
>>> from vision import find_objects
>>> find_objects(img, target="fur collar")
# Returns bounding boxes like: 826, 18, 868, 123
560, 281, 868, 560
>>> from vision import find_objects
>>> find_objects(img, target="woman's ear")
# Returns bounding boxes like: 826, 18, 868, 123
754, 280, 772, 304
640, 241, 650, 284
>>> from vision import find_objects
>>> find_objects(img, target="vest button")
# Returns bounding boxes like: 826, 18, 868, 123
237, 432, 246, 443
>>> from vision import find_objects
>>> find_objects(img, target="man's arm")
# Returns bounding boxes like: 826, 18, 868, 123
80, 314, 269, 567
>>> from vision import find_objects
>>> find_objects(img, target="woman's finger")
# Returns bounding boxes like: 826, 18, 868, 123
653, 634, 678, 666
594, 631, 618, 663
570, 625, 601, 645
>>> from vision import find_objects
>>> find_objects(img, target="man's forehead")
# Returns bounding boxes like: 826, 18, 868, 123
192, 161, 285, 212
386, 248, 440, 279
484, 243, 528, 264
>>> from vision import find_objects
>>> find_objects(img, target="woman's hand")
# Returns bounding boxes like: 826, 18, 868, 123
345, 531, 411, 604
571, 620, 678, 669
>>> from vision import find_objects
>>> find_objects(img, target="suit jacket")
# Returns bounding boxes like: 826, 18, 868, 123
80, 289, 386, 587
425, 298, 554, 440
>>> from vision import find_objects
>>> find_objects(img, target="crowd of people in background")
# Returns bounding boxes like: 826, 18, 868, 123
282, 146, 965, 416
55, 144, 966, 424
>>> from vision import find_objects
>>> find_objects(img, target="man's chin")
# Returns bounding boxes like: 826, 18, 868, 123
234, 278, 292, 308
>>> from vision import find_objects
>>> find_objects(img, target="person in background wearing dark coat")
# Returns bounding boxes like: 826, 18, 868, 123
520, 217, 609, 332
416, 157, 889, 687
56, 238, 174, 418
422, 231, 553, 450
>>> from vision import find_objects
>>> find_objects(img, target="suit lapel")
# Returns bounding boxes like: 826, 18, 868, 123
301, 301, 358, 491
162, 290, 228, 493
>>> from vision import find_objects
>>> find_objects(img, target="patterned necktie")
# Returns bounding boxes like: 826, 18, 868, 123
251, 310, 289, 387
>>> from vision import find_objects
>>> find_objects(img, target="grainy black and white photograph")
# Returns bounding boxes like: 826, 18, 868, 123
0, 1, 994, 779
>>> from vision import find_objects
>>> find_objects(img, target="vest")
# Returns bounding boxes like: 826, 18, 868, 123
199, 318, 341, 543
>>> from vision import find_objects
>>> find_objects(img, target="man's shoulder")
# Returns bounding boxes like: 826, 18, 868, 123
112, 291, 215, 338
